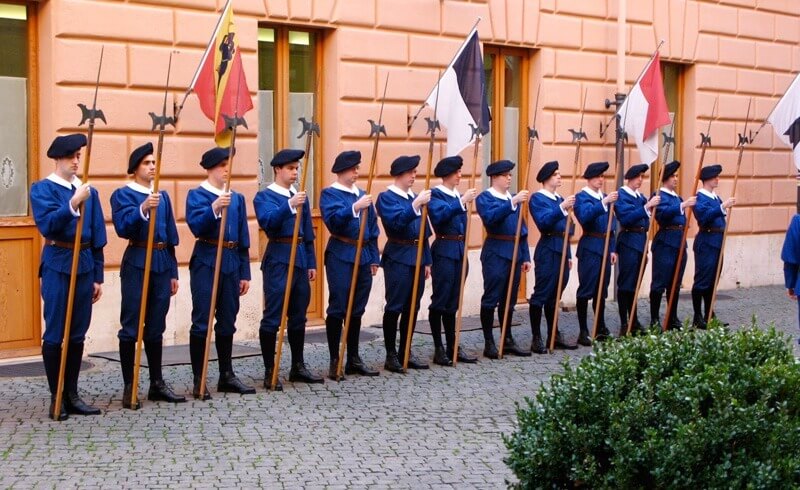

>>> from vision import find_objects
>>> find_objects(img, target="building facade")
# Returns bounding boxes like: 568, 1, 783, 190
1, 0, 797, 357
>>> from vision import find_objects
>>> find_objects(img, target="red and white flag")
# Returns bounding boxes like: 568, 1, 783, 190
189, 0, 253, 147
618, 52, 670, 165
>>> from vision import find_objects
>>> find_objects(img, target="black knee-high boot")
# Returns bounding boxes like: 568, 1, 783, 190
259, 330, 281, 390
190, 335, 211, 400
63, 342, 101, 416
528, 305, 546, 354
429, 310, 450, 366
288, 328, 324, 383
325, 316, 343, 364
42, 342, 67, 420
649, 291, 662, 328
144, 340, 185, 403
703, 288, 714, 323
594, 297, 610, 339
691, 289, 707, 328
382, 311, 402, 372
119, 340, 139, 409
216, 335, 255, 394
577, 298, 591, 346
617, 291, 631, 337
344, 316, 378, 376
480, 307, 498, 358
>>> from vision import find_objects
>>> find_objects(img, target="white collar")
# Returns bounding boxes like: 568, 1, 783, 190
621, 185, 640, 198
388, 184, 414, 199
660, 187, 678, 197
267, 182, 298, 198
435, 184, 461, 198
487, 187, 512, 201
581, 186, 603, 200
537, 189, 560, 201
126, 181, 152, 195
201, 180, 226, 196
331, 182, 359, 196
698, 188, 718, 199
46, 173, 82, 189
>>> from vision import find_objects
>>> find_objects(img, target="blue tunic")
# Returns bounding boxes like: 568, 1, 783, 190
529, 190, 571, 307
30, 175, 107, 345
615, 187, 649, 292
476, 188, 530, 309
110, 183, 179, 342
254, 184, 317, 333
376, 186, 431, 314
650, 188, 687, 294
574, 188, 615, 300
692, 189, 726, 290
319, 184, 380, 319
186, 183, 251, 337
428, 186, 468, 313
782, 214, 800, 292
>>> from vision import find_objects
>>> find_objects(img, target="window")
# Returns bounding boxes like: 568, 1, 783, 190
651, 62, 684, 194
482, 46, 531, 192
257, 26, 321, 205
0, 2, 29, 217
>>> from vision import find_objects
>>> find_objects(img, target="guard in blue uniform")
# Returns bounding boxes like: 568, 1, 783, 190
692, 164, 735, 328
375, 155, 432, 373
31, 133, 106, 420
614, 164, 660, 336
110, 143, 185, 409
781, 214, 800, 345
476, 159, 532, 359
319, 150, 380, 379
427, 156, 478, 366
529, 161, 577, 353
186, 147, 255, 399
574, 161, 618, 344
254, 148, 323, 388
649, 161, 695, 330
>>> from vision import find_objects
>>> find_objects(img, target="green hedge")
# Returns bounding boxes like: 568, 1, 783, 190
504, 322, 800, 489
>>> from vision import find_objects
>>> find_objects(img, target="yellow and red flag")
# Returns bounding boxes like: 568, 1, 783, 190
191, 0, 253, 146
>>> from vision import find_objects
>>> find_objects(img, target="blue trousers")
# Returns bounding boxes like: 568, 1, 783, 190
650, 242, 687, 294
617, 242, 643, 293
383, 257, 425, 315
118, 262, 172, 342
430, 254, 466, 314
260, 258, 310, 333
577, 252, 611, 300
189, 262, 240, 337
530, 246, 569, 307
41, 267, 93, 345
693, 242, 721, 291
325, 252, 372, 319
480, 250, 522, 310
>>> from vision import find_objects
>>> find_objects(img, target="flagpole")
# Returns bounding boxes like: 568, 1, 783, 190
408, 19, 481, 131
707, 98, 752, 322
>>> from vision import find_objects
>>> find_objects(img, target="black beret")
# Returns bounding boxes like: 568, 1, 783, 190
662, 160, 680, 181
486, 159, 515, 177
583, 161, 609, 179
271, 148, 305, 167
200, 147, 233, 170
700, 164, 723, 181
128, 142, 154, 175
390, 155, 421, 176
536, 160, 559, 183
434, 156, 463, 178
331, 150, 361, 173
47, 133, 87, 159
624, 163, 649, 180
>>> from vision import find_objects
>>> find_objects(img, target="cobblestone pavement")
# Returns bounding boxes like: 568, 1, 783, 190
0, 285, 797, 488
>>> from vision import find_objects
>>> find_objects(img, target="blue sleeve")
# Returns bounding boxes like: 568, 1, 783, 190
377, 193, 417, 228
367, 206, 380, 264
163, 192, 179, 280
237, 194, 251, 281
90, 189, 107, 284
30, 182, 78, 237
615, 195, 648, 227
609, 213, 617, 255
428, 195, 463, 227
254, 190, 294, 232
781, 215, 800, 289
110, 189, 147, 239
574, 195, 605, 227
320, 190, 356, 230
695, 195, 725, 227
529, 195, 562, 230
186, 190, 218, 237
303, 201, 317, 270
656, 194, 681, 221
476, 193, 514, 226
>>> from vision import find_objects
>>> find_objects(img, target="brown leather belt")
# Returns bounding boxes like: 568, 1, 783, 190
129, 240, 168, 250
662, 225, 684, 231
271, 236, 304, 244
387, 237, 419, 246
47, 239, 91, 250
437, 234, 465, 242
700, 228, 724, 234
332, 235, 358, 246
620, 227, 646, 233
582, 231, 605, 239
541, 232, 562, 237
487, 233, 515, 241
197, 237, 239, 249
